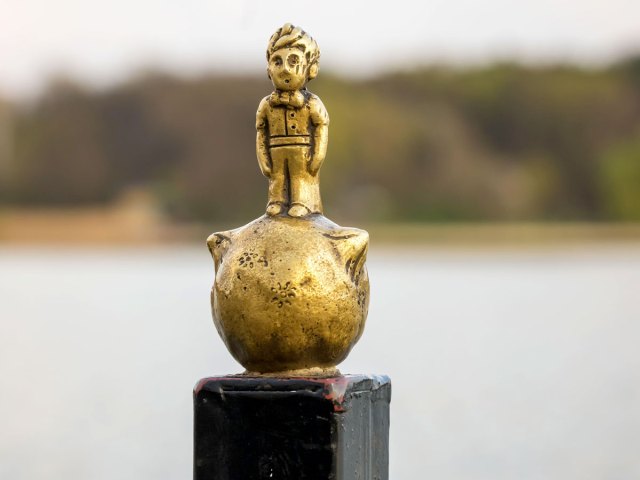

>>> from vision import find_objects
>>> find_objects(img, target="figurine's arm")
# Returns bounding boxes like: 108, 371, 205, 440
308, 96, 330, 176
256, 98, 271, 178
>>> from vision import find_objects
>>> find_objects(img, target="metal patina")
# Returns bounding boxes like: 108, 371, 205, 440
207, 24, 370, 375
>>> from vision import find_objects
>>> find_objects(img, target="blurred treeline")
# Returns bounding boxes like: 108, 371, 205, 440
1, 57, 640, 223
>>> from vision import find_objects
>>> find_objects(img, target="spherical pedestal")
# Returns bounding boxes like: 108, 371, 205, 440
207, 214, 369, 374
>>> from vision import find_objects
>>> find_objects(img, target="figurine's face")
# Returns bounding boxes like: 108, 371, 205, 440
268, 47, 309, 91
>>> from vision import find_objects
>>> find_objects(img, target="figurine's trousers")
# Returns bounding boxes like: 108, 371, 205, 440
268, 146, 322, 213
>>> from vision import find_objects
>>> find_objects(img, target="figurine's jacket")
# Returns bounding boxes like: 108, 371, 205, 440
256, 91, 329, 148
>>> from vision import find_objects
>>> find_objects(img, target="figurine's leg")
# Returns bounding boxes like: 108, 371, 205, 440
288, 147, 321, 217
267, 148, 288, 215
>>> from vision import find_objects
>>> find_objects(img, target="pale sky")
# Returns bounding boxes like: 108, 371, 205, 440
1, 0, 640, 98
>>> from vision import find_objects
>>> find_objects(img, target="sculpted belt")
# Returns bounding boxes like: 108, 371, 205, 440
269, 135, 311, 147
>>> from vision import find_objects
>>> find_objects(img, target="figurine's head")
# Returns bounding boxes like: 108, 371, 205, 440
266, 23, 320, 91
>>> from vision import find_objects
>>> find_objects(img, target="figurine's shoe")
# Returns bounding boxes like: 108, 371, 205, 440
288, 204, 311, 218
266, 203, 284, 216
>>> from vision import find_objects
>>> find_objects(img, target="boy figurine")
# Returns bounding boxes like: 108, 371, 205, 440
256, 24, 329, 218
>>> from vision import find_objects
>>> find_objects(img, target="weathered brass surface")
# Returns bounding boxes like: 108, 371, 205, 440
208, 24, 370, 375
257, 24, 328, 217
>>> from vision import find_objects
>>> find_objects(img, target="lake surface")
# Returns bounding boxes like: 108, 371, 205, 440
1, 245, 639, 479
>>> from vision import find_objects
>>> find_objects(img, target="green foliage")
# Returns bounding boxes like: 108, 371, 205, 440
3, 59, 640, 223
599, 136, 640, 220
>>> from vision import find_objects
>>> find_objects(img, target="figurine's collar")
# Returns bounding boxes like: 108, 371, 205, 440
269, 90, 306, 108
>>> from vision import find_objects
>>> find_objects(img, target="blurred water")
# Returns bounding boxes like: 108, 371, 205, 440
1, 245, 639, 480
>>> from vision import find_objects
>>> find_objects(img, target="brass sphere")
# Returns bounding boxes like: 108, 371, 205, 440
207, 214, 369, 374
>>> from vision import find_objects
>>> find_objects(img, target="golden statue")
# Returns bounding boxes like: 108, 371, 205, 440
256, 25, 328, 217
207, 24, 369, 376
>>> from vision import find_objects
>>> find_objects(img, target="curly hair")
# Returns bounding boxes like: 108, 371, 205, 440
266, 23, 320, 68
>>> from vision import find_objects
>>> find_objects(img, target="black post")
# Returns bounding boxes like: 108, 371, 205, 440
194, 374, 391, 480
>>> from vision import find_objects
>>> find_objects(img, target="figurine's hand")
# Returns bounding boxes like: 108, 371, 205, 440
258, 158, 272, 178
256, 129, 271, 178
307, 152, 321, 176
